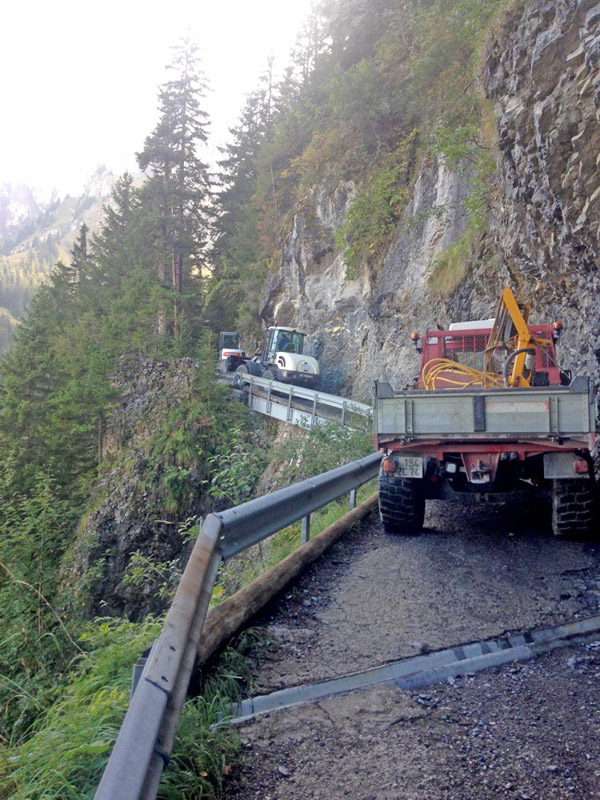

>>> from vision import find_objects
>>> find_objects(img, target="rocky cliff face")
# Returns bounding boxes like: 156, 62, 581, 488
68, 357, 210, 620
484, 0, 600, 381
261, 0, 600, 403
261, 161, 474, 399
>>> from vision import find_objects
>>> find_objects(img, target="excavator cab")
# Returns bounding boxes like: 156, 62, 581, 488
262, 327, 305, 363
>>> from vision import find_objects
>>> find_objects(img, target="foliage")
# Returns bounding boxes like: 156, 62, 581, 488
215, 421, 375, 599
159, 628, 266, 799
1, 620, 265, 800
140, 341, 254, 516
207, 427, 267, 506
430, 113, 497, 231
409, 0, 502, 120
272, 421, 373, 484
0, 617, 160, 800
0, 467, 80, 740
123, 551, 183, 603
427, 224, 478, 296
335, 132, 417, 276
137, 38, 211, 334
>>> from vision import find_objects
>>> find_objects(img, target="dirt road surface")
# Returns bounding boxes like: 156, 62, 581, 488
223, 500, 600, 800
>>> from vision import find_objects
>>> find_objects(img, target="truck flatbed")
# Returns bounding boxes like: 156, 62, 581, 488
375, 377, 595, 445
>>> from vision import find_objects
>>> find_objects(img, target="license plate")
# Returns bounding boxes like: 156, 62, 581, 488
396, 456, 423, 478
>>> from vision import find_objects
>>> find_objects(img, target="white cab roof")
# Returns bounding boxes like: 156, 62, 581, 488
268, 326, 306, 335
448, 318, 495, 331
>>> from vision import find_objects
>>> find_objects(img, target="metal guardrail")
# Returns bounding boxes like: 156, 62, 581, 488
234, 373, 372, 429
94, 450, 382, 800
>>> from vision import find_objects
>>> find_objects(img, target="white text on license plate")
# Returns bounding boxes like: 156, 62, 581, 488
397, 456, 423, 478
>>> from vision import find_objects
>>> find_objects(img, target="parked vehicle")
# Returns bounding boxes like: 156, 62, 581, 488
217, 331, 246, 373
373, 287, 597, 537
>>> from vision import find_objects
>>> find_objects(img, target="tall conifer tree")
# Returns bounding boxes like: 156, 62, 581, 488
92, 173, 143, 285
137, 38, 211, 331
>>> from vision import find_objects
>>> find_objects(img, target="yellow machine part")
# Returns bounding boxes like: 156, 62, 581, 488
484, 287, 533, 387
421, 287, 554, 391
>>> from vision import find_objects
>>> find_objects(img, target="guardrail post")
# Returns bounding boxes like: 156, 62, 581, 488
267, 381, 272, 414
130, 643, 154, 698
349, 488, 357, 510
287, 387, 293, 421
311, 394, 318, 427
301, 514, 310, 544
341, 400, 346, 427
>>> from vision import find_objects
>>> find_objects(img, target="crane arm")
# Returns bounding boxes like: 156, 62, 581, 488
484, 287, 533, 387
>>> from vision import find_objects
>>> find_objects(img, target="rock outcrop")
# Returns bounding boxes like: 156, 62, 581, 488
262, 161, 473, 399
260, 0, 600, 402
484, 0, 600, 380
68, 357, 209, 620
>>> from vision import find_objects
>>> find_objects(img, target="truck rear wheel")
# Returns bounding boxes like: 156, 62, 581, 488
378, 473, 425, 534
551, 479, 594, 537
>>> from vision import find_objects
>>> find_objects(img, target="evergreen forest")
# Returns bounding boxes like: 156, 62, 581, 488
0, 169, 115, 352
0, 1, 511, 796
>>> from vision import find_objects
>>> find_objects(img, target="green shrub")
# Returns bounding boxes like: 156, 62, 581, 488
272, 421, 373, 484
1, 620, 264, 800
1, 618, 160, 799
335, 133, 417, 277
427, 225, 477, 296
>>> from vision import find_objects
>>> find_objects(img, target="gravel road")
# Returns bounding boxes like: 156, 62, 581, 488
222, 499, 600, 799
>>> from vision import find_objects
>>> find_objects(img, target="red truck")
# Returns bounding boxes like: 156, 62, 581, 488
374, 288, 597, 537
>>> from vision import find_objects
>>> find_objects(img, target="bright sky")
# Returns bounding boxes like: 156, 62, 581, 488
0, 0, 314, 196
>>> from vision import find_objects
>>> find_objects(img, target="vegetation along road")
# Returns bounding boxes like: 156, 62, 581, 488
223, 500, 600, 800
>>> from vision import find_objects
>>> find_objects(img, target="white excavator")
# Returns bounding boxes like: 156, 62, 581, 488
234, 326, 321, 388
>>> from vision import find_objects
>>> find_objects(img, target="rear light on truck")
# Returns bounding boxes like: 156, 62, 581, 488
574, 459, 589, 474
383, 458, 396, 473
410, 332, 422, 353
552, 321, 564, 342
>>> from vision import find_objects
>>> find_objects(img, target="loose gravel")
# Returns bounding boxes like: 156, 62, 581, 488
221, 499, 600, 799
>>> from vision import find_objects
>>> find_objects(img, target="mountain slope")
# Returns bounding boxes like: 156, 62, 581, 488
0, 167, 115, 351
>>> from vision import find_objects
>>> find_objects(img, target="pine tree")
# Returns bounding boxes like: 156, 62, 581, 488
92, 173, 144, 286
137, 38, 211, 332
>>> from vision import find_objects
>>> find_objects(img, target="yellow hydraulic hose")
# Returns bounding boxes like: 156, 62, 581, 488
422, 358, 505, 390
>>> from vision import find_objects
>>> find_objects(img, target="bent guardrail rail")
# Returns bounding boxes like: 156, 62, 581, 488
234, 373, 372, 429
94, 450, 382, 800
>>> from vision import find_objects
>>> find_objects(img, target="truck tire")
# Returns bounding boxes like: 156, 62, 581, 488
262, 369, 276, 380
379, 473, 425, 534
551, 479, 595, 537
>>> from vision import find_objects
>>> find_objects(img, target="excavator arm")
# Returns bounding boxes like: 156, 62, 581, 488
484, 287, 536, 387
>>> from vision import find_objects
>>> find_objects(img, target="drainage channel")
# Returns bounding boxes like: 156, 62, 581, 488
231, 614, 600, 724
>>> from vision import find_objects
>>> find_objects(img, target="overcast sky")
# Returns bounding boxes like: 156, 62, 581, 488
0, 0, 314, 196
